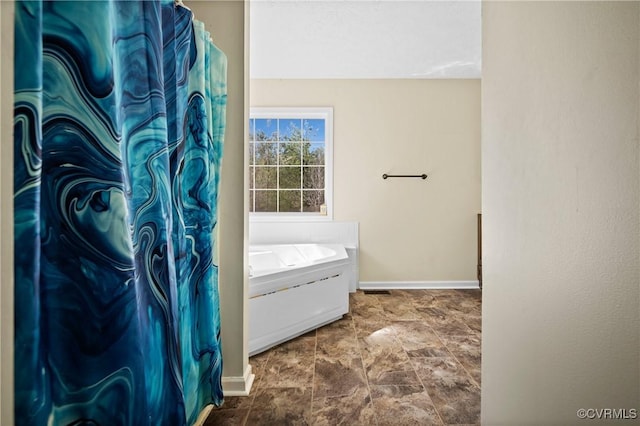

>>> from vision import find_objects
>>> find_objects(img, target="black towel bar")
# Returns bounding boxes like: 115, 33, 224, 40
382, 173, 428, 180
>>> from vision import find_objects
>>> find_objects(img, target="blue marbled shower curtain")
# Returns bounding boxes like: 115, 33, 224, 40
13, 1, 227, 424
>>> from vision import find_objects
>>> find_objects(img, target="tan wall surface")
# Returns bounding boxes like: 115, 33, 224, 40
251, 79, 481, 282
188, 0, 249, 390
482, 2, 640, 423
1, 2, 15, 425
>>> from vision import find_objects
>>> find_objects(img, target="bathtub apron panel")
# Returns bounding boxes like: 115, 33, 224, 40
248, 244, 350, 355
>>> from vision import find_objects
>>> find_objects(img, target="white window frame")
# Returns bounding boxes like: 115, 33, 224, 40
249, 107, 333, 222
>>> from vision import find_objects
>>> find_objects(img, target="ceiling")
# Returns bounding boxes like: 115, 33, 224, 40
250, 0, 481, 79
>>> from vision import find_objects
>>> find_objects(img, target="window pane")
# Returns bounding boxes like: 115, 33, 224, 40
279, 167, 301, 189
303, 142, 325, 165
279, 143, 301, 166
255, 190, 277, 212
249, 118, 255, 141
255, 167, 277, 189
303, 190, 325, 212
280, 190, 302, 212
278, 119, 302, 141
254, 143, 277, 165
249, 166, 255, 189
255, 118, 277, 141
249, 190, 254, 212
303, 119, 325, 142
249, 142, 255, 164
303, 166, 324, 189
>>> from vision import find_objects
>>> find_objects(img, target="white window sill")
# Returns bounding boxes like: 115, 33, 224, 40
249, 213, 334, 222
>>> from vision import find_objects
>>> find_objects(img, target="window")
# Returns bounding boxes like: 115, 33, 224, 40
249, 107, 333, 219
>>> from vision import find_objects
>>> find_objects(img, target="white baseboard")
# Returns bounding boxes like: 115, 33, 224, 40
193, 365, 255, 425
359, 280, 480, 290
222, 364, 255, 396
193, 405, 214, 426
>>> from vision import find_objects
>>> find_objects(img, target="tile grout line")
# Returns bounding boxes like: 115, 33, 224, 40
416, 295, 480, 425
440, 334, 482, 390
407, 358, 446, 425
309, 328, 318, 425
243, 349, 272, 426
352, 298, 380, 426
427, 294, 482, 424
408, 299, 448, 426
429, 293, 482, 390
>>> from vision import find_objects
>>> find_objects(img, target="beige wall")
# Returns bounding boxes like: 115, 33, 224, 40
1, 2, 15, 425
482, 2, 640, 424
187, 1, 250, 394
251, 79, 481, 282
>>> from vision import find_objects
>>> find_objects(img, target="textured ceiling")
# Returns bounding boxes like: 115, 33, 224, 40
250, 0, 481, 79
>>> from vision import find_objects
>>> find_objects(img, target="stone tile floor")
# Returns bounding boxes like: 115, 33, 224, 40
205, 289, 481, 425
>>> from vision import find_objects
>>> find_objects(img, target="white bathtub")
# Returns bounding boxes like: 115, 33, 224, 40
249, 244, 351, 355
